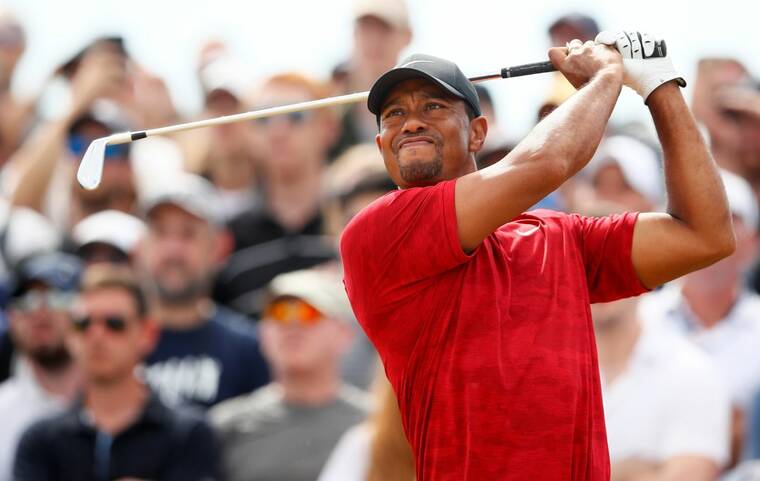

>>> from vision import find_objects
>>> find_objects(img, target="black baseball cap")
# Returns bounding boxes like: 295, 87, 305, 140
367, 53, 481, 118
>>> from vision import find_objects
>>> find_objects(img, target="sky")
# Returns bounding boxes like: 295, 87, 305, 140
4, 0, 759, 139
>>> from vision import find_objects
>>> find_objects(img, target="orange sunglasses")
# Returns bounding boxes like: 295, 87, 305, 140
263, 298, 324, 326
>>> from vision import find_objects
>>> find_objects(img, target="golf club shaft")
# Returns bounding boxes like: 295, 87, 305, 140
107, 60, 557, 145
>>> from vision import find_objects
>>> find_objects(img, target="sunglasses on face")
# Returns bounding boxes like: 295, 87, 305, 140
263, 298, 323, 326
67, 134, 130, 160
252, 110, 313, 127
12, 291, 74, 312
71, 314, 130, 334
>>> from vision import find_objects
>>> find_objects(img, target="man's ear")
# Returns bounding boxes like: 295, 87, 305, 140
468, 116, 488, 154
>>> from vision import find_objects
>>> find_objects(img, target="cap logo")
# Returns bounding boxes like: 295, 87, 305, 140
399, 60, 435, 68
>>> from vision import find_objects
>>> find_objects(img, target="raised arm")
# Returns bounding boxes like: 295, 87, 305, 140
455, 41, 623, 251
631, 83, 735, 288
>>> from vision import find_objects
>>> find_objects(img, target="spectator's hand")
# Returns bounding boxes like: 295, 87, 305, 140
69, 48, 127, 116
595, 30, 686, 103
120, 65, 177, 129
548, 39, 623, 90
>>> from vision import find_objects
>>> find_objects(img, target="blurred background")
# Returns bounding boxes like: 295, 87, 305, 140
0, 1, 758, 480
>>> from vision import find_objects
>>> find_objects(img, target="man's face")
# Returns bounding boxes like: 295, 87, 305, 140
375, 78, 486, 188
260, 298, 351, 377
592, 163, 653, 212
140, 204, 217, 304
9, 286, 72, 369
67, 287, 154, 385
354, 16, 410, 76
250, 84, 331, 179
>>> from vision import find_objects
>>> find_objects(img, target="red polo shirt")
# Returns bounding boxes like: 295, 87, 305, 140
340, 179, 648, 481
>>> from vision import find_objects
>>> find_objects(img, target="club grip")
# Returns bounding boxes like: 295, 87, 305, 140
501, 61, 556, 78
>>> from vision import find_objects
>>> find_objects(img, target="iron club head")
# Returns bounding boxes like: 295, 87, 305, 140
76, 136, 109, 191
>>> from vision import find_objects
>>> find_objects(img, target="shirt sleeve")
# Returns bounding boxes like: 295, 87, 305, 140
316, 424, 371, 481
13, 421, 53, 481
340, 180, 470, 309
573, 212, 650, 303
164, 415, 221, 481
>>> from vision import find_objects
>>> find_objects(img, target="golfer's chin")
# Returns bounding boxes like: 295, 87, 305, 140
396, 155, 443, 187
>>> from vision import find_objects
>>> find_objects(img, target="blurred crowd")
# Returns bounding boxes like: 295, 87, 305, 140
0, 1, 758, 480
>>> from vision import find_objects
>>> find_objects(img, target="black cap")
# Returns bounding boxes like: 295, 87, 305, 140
12, 252, 83, 298
367, 53, 481, 118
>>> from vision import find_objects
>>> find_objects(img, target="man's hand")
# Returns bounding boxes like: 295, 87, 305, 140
548, 39, 624, 89
595, 31, 686, 103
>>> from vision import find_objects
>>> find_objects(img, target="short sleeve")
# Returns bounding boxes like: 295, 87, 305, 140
340, 180, 470, 307
574, 212, 649, 303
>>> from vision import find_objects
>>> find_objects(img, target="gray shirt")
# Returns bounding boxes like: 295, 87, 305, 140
210, 383, 369, 481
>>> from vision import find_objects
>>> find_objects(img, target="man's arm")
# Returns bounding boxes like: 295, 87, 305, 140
456, 42, 623, 251
631, 83, 735, 289
612, 456, 718, 481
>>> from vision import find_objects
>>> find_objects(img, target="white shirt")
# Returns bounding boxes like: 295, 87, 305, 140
639, 285, 760, 408
602, 324, 731, 466
0, 360, 68, 481
317, 423, 372, 481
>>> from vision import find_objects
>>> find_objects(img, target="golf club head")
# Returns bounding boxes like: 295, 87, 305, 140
76, 137, 108, 190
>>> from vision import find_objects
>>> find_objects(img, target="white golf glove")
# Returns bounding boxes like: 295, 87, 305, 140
595, 30, 686, 103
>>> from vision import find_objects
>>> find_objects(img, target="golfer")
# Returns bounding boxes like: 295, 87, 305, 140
340, 32, 735, 480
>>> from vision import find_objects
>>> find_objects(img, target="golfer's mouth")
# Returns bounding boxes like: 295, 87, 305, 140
399, 136, 435, 150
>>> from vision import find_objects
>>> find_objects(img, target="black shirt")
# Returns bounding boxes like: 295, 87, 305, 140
13, 392, 219, 481
214, 208, 336, 317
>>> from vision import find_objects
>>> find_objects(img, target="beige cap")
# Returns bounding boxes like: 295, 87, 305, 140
353, 0, 410, 30
267, 269, 355, 324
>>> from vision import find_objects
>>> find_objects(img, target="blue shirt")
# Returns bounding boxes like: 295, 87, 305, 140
145, 305, 270, 409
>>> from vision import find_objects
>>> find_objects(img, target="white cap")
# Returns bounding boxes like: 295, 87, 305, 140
142, 172, 221, 225
72, 210, 146, 254
721, 169, 758, 231
1, 205, 60, 267
267, 269, 355, 324
353, 0, 410, 30
588, 135, 664, 207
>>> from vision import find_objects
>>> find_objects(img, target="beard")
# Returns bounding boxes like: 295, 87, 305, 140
151, 261, 211, 305
28, 344, 71, 371
393, 136, 444, 185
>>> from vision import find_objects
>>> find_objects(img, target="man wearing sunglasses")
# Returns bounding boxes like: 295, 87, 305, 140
212, 269, 368, 481
13, 264, 219, 481
0, 252, 82, 481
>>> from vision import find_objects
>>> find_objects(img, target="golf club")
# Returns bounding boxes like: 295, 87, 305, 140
76, 60, 557, 190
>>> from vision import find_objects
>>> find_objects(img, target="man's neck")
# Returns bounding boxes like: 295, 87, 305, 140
596, 317, 642, 386
681, 280, 740, 329
153, 297, 212, 330
266, 167, 323, 232
277, 369, 341, 406
84, 374, 148, 435
27, 358, 80, 402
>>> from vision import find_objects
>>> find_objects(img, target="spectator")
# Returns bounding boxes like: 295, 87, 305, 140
13, 264, 219, 481
71, 209, 146, 266
323, 143, 393, 389
318, 372, 414, 481
0, 207, 61, 382
639, 170, 760, 461
328, 0, 412, 158
593, 264, 730, 481
180, 42, 258, 221
692, 58, 760, 193
547, 12, 600, 46
214, 72, 338, 317
473, 84, 514, 171
211, 268, 369, 481
137, 172, 269, 409
0, 252, 82, 481
0, 9, 34, 167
